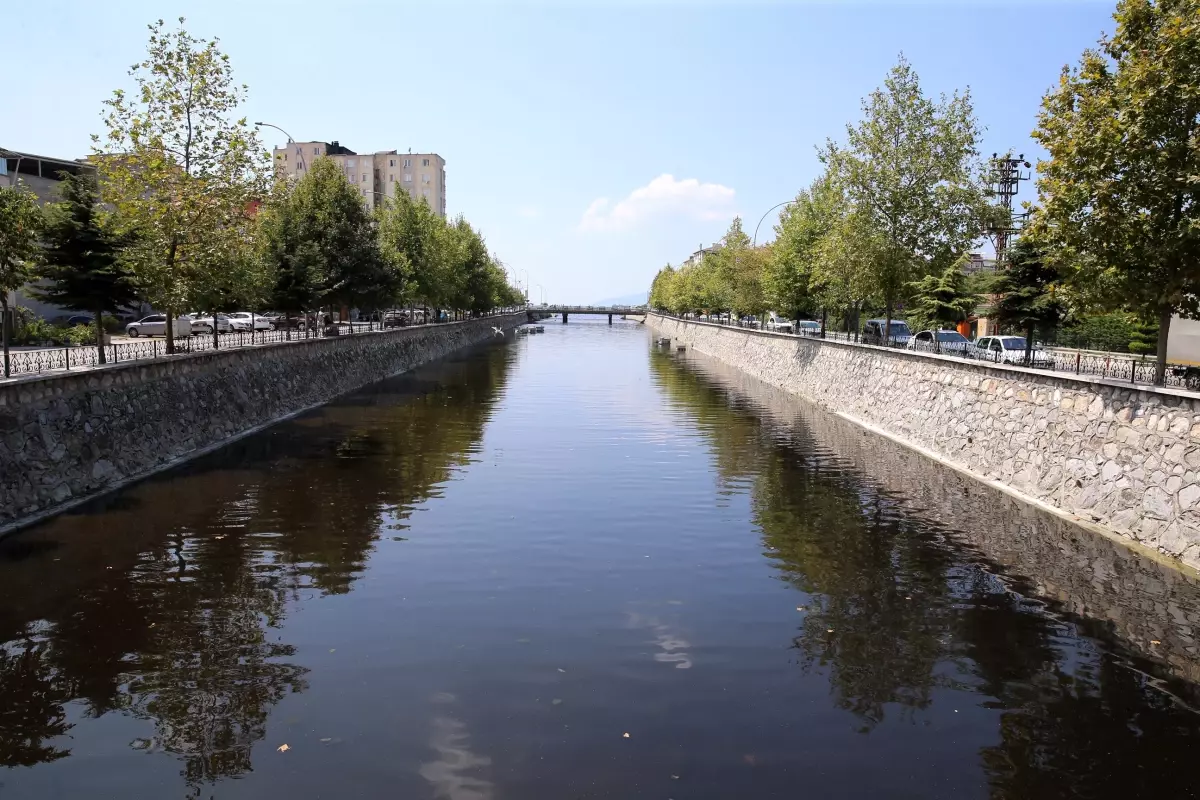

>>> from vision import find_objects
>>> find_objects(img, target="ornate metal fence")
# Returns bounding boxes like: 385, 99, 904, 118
3, 310, 522, 380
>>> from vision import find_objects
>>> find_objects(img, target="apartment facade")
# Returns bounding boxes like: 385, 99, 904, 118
272, 141, 446, 217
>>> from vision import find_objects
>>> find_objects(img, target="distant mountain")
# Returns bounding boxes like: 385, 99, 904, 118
593, 291, 647, 306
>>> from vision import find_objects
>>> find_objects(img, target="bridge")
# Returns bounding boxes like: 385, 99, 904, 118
528, 305, 647, 324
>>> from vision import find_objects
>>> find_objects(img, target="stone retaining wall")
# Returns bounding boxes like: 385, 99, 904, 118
0, 314, 524, 532
649, 313, 1200, 570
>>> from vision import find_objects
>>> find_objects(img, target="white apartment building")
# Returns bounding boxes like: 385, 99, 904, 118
272, 140, 447, 217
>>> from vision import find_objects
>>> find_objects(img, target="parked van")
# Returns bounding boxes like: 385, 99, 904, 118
862, 319, 912, 346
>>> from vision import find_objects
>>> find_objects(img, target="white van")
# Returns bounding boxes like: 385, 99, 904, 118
764, 312, 794, 333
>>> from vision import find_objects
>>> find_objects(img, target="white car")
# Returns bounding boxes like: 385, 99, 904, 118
126, 314, 193, 338
228, 312, 273, 331
188, 313, 233, 334
971, 335, 1055, 368
764, 312, 794, 334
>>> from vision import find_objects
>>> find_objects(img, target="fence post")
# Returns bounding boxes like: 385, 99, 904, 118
154, 340, 159, 359
1075, 352, 1081, 374
1132, 358, 1139, 385
64, 347, 70, 371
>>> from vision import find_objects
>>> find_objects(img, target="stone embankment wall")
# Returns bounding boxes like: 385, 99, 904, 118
0, 314, 524, 532
649, 313, 1200, 570
686, 355, 1200, 682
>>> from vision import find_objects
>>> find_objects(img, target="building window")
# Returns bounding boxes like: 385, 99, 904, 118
346, 159, 356, 167
281, 153, 287, 161
403, 159, 411, 168
423, 188, 430, 197
404, 173, 412, 182
389, 174, 394, 182
389, 159, 395, 167
295, 147, 302, 155
350, 174, 356, 183
422, 158, 429, 167
362, 173, 368, 183
313, 147, 319, 155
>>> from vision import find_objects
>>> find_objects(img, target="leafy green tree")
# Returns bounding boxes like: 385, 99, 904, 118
906, 258, 980, 347
813, 197, 877, 338
35, 172, 139, 364
1031, 0, 1200, 383
649, 265, 676, 311
379, 188, 444, 316
0, 184, 43, 377
988, 239, 1064, 363
824, 55, 986, 343
94, 17, 268, 354
767, 176, 836, 321
258, 159, 391, 326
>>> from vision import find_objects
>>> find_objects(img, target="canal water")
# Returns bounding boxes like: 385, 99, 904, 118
2, 318, 1200, 799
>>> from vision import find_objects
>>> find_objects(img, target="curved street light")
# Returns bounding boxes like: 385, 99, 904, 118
254, 121, 295, 143
752, 200, 794, 246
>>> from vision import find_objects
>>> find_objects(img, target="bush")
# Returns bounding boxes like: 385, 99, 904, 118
13, 317, 55, 346
101, 314, 123, 334
1057, 313, 1136, 352
63, 325, 96, 347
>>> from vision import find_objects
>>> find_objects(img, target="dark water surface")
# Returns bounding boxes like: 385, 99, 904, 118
3, 319, 1200, 799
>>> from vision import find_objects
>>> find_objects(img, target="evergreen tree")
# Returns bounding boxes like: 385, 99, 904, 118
907, 259, 980, 349
35, 172, 139, 364
989, 239, 1064, 364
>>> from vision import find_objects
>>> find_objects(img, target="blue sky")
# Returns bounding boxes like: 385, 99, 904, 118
3, 1, 1117, 303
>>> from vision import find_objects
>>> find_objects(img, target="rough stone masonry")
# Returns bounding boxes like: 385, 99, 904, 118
0, 314, 525, 532
649, 313, 1200, 571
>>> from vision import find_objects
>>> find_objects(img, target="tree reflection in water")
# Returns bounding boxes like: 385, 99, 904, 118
0, 343, 515, 791
649, 348, 1200, 796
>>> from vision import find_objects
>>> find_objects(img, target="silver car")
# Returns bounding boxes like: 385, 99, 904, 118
126, 314, 192, 338
228, 312, 273, 331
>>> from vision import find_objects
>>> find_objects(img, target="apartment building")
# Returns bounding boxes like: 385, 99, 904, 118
272, 141, 446, 217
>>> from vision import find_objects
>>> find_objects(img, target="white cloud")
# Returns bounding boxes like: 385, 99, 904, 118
578, 174, 735, 232
516, 205, 541, 219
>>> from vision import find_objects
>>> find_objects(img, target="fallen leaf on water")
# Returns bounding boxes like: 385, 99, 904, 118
557, 668, 566, 673
827, 629, 835, 634
552, 699, 563, 705
516, 638, 531, 643
320, 738, 332, 743
277, 744, 290, 752
671, 774, 680, 780
329, 648, 336, 653
1151, 640, 1162, 645
622, 732, 630, 738
796, 606, 806, 612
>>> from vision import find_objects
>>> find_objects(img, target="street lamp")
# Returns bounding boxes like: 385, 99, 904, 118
752, 201, 793, 246
535, 283, 545, 304
254, 121, 295, 143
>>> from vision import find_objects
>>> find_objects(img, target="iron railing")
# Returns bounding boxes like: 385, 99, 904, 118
656, 312, 1200, 392
3, 310, 523, 381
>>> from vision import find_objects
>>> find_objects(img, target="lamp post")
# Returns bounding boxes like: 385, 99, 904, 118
535, 283, 545, 305
752, 201, 793, 246
255, 122, 302, 171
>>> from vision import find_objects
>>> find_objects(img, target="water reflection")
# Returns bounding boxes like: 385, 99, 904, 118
651, 348, 1200, 796
0, 343, 515, 790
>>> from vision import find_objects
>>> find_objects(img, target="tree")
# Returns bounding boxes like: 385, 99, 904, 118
258, 159, 391, 328
0, 184, 42, 377
95, 17, 268, 354
1030, 0, 1200, 384
35, 172, 139, 365
812, 194, 877, 338
988, 239, 1064, 363
649, 265, 676, 311
825, 55, 986, 344
379, 188, 444, 316
906, 258, 981, 349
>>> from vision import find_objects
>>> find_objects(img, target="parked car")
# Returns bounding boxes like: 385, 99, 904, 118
970, 336, 1055, 368
188, 313, 232, 334
862, 319, 913, 346
126, 314, 192, 338
908, 329, 973, 356
228, 312, 273, 331
382, 311, 409, 328
796, 320, 822, 337
50, 314, 95, 328
764, 312, 794, 334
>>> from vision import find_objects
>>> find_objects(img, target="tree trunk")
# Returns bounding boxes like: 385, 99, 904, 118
95, 304, 107, 365
1025, 321, 1035, 367
165, 309, 175, 355
1, 295, 10, 379
820, 308, 827, 339
1156, 308, 1172, 385
884, 298, 894, 347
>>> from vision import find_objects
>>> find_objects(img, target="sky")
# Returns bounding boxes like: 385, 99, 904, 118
3, 0, 1119, 304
